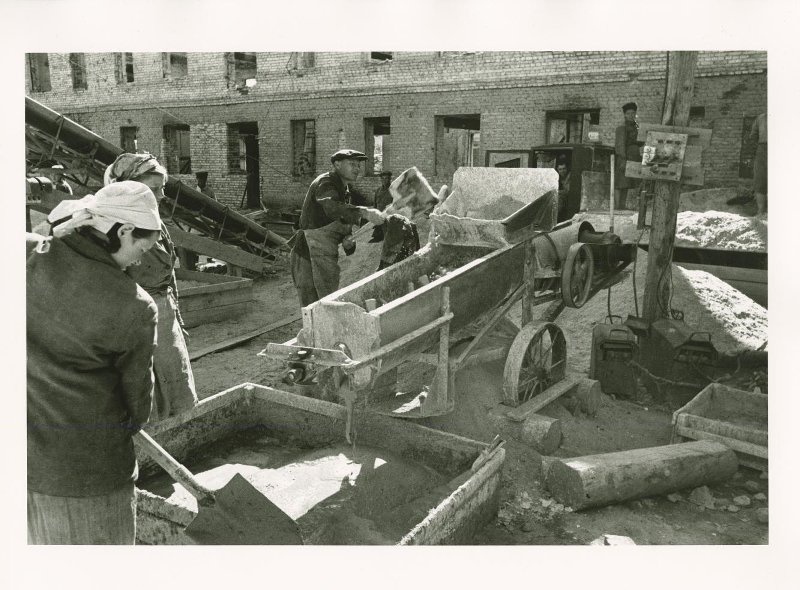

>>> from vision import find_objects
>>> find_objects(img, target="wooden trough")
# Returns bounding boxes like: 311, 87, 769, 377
175, 268, 253, 328
671, 383, 767, 472
135, 383, 505, 545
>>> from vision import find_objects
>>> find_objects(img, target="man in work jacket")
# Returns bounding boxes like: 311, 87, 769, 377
290, 149, 388, 306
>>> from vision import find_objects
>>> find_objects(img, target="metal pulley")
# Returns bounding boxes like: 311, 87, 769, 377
561, 242, 594, 308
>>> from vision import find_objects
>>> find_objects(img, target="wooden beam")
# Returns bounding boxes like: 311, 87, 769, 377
545, 440, 738, 511
505, 374, 581, 422
189, 313, 301, 361
170, 227, 267, 274
641, 51, 699, 322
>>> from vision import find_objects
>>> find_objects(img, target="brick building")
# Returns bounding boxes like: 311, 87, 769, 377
26, 51, 767, 211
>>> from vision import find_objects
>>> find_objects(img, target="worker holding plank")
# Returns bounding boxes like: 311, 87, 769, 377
104, 153, 199, 420
290, 149, 388, 306
27, 181, 161, 544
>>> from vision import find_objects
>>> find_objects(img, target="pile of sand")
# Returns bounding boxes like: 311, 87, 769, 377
675, 211, 767, 252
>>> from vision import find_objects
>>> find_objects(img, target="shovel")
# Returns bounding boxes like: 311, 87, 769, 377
134, 430, 304, 545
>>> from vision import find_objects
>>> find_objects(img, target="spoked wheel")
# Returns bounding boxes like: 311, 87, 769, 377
502, 321, 567, 406
561, 243, 595, 308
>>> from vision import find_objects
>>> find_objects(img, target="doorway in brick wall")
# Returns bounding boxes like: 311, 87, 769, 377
435, 114, 481, 178
238, 122, 261, 208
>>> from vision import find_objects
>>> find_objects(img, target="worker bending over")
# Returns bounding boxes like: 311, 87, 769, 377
290, 149, 388, 306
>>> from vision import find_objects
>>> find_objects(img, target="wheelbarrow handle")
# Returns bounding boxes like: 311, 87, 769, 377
134, 430, 216, 504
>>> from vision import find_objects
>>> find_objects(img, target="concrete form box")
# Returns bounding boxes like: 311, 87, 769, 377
671, 383, 767, 472
174, 269, 253, 328
135, 383, 505, 545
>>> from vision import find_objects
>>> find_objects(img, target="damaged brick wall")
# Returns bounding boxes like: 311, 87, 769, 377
30, 51, 767, 211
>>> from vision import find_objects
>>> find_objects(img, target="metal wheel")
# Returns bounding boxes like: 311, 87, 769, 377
561, 243, 594, 308
502, 322, 567, 406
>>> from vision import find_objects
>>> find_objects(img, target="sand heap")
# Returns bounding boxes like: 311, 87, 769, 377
675, 211, 767, 252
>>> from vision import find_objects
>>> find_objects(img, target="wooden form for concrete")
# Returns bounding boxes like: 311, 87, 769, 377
175, 269, 253, 328
135, 383, 505, 545
545, 440, 738, 511
671, 383, 767, 472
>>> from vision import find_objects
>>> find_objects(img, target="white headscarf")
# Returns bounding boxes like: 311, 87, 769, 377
47, 180, 161, 239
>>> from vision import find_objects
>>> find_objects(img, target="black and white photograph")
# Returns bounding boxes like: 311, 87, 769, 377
4, 1, 798, 589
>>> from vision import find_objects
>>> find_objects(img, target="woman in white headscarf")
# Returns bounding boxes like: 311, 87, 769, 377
27, 181, 162, 544
104, 153, 198, 421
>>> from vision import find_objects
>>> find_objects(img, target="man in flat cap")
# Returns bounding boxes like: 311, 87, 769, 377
614, 102, 644, 210
289, 149, 388, 306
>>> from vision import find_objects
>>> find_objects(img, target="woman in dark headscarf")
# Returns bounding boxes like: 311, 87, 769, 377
104, 153, 198, 420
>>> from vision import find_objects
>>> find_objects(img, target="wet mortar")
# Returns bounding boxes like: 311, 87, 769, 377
137, 429, 452, 544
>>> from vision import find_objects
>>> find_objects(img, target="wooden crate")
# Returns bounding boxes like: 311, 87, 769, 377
135, 383, 504, 545
671, 383, 767, 472
174, 268, 253, 328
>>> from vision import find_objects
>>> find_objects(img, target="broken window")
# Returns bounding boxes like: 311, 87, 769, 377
120, 126, 138, 153
227, 122, 258, 174
162, 52, 188, 79
545, 110, 600, 144
163, 124, 192, 174
28, 53, 51, 93
364, 117, 391, 175
738, 115, 757, 179
291, 120, 316, 178
226, 52, 257, 88
69, 53, 87, 90
290, 52, 315, 69
115, 53, 134, 83
369, 52, 393, 62
434, 114, 481, 177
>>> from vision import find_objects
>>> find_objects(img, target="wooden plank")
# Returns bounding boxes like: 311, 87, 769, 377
673, 426, 768, 459
180, 301, 252, 328
178, 279, 251, 298
189, 314, 301, 361
170, 227, 266, 273
505, 374, 581, 422
179, 287, 254, 313
175, 268, 238, 284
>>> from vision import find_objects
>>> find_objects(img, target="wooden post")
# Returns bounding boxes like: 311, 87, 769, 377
641, 52, 698, 322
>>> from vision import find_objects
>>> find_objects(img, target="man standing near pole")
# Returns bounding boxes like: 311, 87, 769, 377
614, 102, 643, 210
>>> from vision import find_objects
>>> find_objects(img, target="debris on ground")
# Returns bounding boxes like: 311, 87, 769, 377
688, 486, 716, 509
733, 495, 752, 507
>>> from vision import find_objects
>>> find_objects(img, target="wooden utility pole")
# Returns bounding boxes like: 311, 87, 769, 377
641, 51, 699, 321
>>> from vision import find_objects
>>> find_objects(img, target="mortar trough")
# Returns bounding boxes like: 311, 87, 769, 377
135, 383, 504, 545
671, 383, 767, 472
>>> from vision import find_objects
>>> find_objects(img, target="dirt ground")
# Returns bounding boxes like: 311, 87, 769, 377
184, 200, 769, 545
